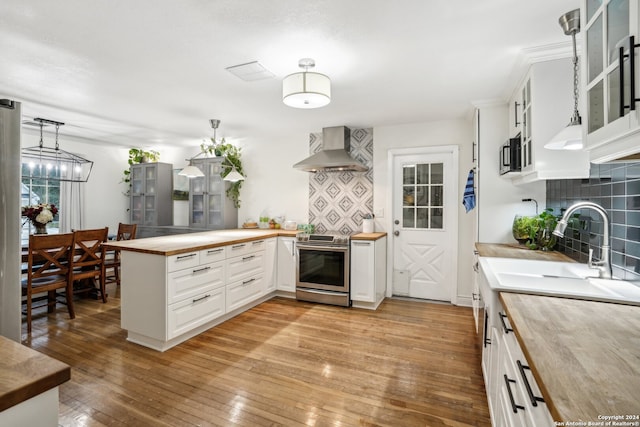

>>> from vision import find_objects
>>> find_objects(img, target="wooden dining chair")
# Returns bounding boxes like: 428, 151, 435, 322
71, 227, 109, 303
103, 223, 137, 287
22, 233, 76, 333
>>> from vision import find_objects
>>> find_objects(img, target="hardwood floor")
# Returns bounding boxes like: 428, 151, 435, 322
22, 291, 490, 426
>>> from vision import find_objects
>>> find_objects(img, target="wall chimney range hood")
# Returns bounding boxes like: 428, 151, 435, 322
293, 126, 368, 172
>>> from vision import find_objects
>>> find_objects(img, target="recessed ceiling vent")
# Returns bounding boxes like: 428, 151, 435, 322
225, 61, 275, 81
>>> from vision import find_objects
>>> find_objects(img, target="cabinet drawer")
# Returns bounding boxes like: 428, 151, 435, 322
167, 286, 225, 340
226, 239, 265, 258
167, 251, 199, 272
168, 260, 224, 305
200, 246, 226, 263
226, 252, 264, 283
226, 275, 264, 312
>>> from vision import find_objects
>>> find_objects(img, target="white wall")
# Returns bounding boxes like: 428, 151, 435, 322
373, 119, 476, 303
236, 131, 310, 226
476, 105, 546, 243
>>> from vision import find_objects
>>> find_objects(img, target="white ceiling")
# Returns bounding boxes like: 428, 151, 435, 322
0, 0, 580, 148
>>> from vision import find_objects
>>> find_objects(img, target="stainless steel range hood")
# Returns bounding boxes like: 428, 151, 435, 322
293, 126, 368, 172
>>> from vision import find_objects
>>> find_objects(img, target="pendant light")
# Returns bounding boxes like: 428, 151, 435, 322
282, 58, 331, 109
545, 9, 583, 150
21, 118, 94, 182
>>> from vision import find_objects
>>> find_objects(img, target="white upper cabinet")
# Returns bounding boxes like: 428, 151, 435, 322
508, 59, 590, 184
583, 0, 640, 162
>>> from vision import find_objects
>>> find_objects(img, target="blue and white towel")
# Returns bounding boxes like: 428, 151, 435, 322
462, 168, 476, 213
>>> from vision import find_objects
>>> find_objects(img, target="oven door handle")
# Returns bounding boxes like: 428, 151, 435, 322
296, 244, 349, 252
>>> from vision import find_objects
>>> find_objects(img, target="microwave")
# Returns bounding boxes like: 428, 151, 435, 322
499, 134, 521, 175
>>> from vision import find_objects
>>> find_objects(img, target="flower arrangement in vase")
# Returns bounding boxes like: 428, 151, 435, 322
21, 203, 59, 234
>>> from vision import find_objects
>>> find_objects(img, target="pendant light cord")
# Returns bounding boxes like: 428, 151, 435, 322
570, 30, 582, 125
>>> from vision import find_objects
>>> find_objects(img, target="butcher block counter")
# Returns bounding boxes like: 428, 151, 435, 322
0, 336, 70, 425
351, 232, 387, 241
475, 242, 574, 262
500, 292, 640, 423
104, 228, 298, 255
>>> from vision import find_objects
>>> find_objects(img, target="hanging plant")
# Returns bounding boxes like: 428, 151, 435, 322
200, 139, 244, 208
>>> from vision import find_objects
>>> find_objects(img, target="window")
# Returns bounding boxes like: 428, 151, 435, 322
402, 162, 444, 229
21, 163, 61, 240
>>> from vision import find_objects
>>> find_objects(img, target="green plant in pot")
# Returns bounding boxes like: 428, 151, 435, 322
512, 209, 559, 250
121, 148, 160, 185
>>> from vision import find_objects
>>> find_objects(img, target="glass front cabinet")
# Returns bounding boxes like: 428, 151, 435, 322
583, 0, 640, 161
130, 162, 174, 226
189, 157, 238, 229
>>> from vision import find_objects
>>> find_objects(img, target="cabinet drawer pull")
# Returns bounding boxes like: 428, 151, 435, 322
252, 240, 264, 245
504, 375, 525, 414
472, 292, 480, 301
207, 248, 223, 254
242, 255, 255, 261
192, 294, 211, 303
352, 241, 370, 246
232, 244, 246, 249
517, 360, 545, 407
499, 312, 513, 334
176, 253, 197, 260
192, 266, 211, 274
514, 101, 520, 127
242, 278, 256, 285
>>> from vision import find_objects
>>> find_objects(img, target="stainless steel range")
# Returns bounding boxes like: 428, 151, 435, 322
296, 231, 351, 307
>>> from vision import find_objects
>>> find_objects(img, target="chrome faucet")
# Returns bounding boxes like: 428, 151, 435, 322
552, 201, 612, 279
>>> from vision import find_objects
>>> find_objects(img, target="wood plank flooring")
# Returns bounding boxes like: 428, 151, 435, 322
22, 291, 490, 426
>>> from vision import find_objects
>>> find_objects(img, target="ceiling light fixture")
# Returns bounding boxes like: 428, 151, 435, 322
545, 9, 583, 150
21, 118, 94, 182
282, 58, 331, 109
179, 119, 244, 182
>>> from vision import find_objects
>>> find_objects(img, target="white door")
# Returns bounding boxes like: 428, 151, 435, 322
391, 148, 458, 301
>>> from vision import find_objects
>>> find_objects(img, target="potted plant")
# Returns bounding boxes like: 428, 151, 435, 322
200, 140, 244, 209
121, 148, 160, 186
512, 209, 559, 250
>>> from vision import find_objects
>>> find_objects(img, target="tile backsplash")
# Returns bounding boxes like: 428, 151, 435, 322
308, 128, 373, 234
546, 161, 640, 281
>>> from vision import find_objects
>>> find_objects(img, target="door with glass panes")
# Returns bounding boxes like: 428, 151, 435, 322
391, 148, 458, 302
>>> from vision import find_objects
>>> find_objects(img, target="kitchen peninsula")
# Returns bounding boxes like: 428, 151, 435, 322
104, 229, 298, 351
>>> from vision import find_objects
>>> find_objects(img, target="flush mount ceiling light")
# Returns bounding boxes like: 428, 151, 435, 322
282, 58, 331, 109
545, 9, 584, 150
21, 118, 94, 182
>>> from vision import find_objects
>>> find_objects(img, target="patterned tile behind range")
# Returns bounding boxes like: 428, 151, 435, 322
308, 128, 373, 235
546, 161, 640, 281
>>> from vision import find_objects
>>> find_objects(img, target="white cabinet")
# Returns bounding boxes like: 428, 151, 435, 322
508, 60, 590, 184
493, 302, 554, 427
478, 259, 553, 426
263, 238, 277, 294
350, 237, 386, 309
583, 0, 640, 162
120, 237, 270, 352
276, 237, 296, 292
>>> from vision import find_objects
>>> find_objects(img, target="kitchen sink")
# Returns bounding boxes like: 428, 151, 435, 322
479, 257, 640, 305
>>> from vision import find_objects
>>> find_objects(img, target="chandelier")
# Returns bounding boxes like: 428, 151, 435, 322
21, 118, 94, 182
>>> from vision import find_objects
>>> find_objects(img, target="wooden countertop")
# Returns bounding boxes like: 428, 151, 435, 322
103, 229, 299, 256
499, 292, 640, 423
475, 242, 574, 262
0, 336, 70, 412
351, 232, 387, 241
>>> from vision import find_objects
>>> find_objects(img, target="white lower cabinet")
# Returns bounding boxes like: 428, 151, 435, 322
121, 238, 270, 351
263, 238, 277, 294
350, 237, 386, 309
491, 302, 553, 427
168, 286, 225, 339
226, 275, 264, 312
276, 237, 296, 292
